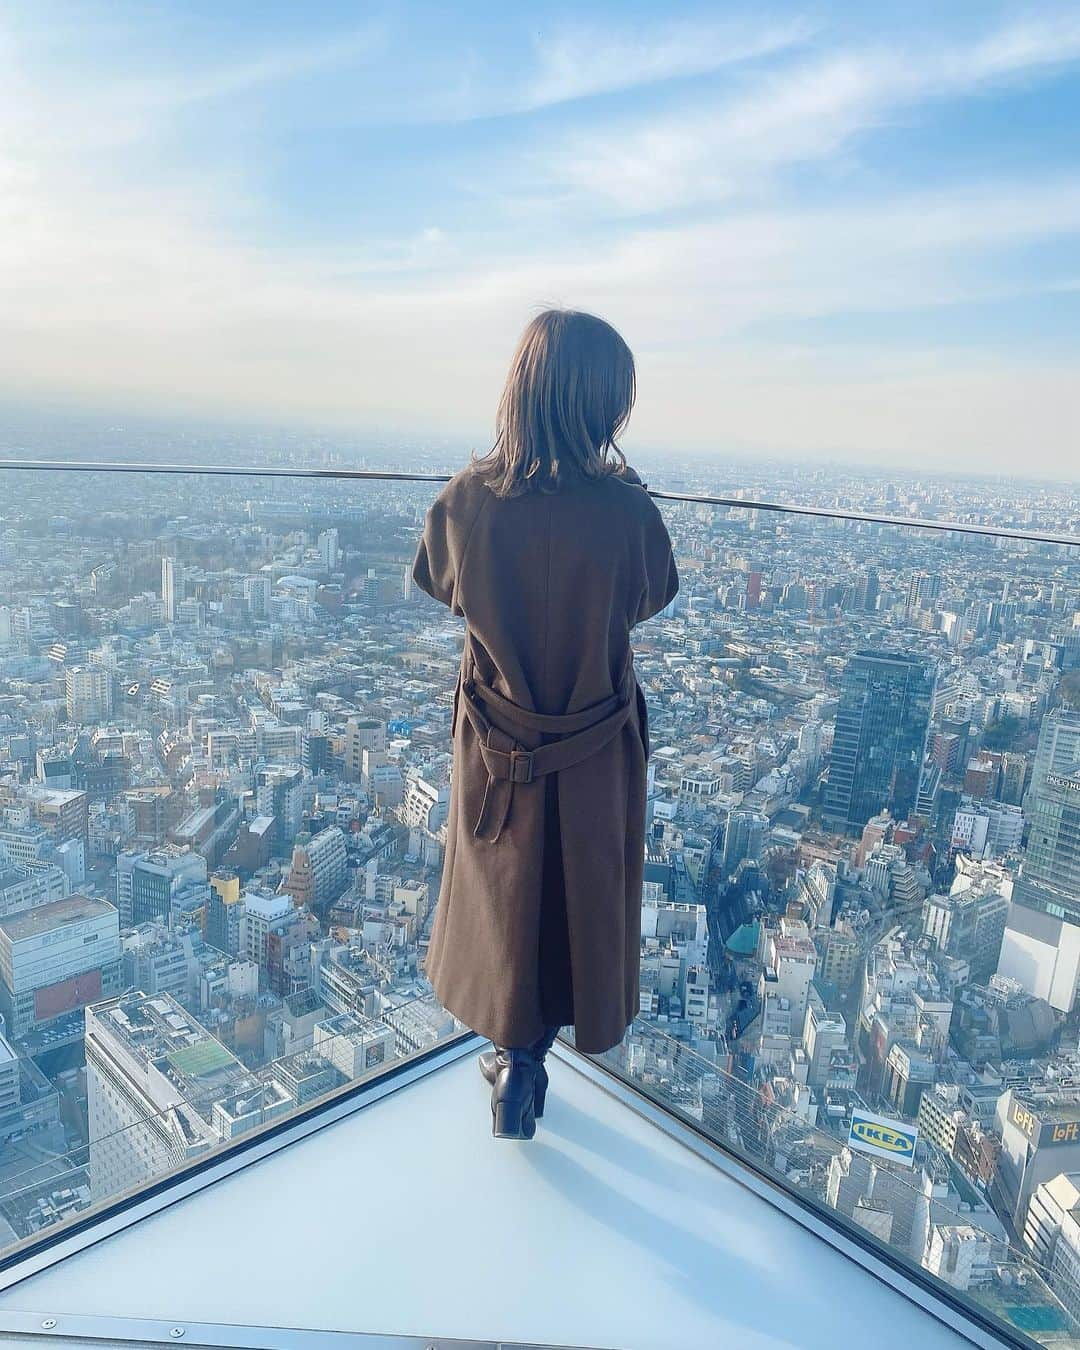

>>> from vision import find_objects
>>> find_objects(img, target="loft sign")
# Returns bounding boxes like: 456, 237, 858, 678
847, 1109, 918, 1168
1010, 1100, 1080, 1146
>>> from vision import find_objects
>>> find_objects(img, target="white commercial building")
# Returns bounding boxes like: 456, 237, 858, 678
314, 1011, 396, 1080
764, 918, 818, 1024
925, 1225, 1007, 1292
401, 776, 449, 833
241, 890, 296, 971
85, 992, 241, 1201
1026, 1172, 1080, 1266
0, 895, 121, 1037
0, 860, 69, 919
1050, 1205, 1080, 1329
998, 906, 1080, 1014
950, 798, 1024, 859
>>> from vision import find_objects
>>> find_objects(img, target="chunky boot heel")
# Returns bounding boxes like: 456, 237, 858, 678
481, 1027, 559, 1126
490, 1048, 539, 1140
492, 1095, 536, 1140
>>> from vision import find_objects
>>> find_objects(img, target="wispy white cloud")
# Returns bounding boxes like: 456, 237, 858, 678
1, 6, 1079, 473
2, 146, 1077, 438
520, 16, 813, 110
0, 16, 384, 153
538, 13, 1080, 211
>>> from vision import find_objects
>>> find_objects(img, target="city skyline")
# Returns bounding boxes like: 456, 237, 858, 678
0, 459, 1076, 1340
2, 3, 1080, 474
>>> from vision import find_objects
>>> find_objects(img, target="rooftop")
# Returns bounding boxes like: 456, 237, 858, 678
0, 894, 113, 941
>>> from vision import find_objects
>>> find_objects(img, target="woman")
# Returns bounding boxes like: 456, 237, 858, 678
412, 309, 678, 1139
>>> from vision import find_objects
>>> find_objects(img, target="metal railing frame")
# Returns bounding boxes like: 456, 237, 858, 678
0, 458, 1077, 548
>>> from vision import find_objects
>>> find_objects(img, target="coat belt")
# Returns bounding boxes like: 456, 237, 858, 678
460, 664, 635, 843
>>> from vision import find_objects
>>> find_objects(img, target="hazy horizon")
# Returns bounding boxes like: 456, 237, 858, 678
4, 393, 1080, 495
3, 3, 1079, 478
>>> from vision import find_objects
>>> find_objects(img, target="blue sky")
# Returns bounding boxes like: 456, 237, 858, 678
2, 1, 1079, 473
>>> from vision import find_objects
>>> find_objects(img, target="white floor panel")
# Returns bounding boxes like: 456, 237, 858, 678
0, 1051, 970, 1350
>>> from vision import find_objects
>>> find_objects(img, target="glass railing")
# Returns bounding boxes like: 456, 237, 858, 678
590, 1020, 1078, 1347
0, 465, 467, 1262
607, 487, 1080, 1347
0, 987, 454, 1250
0, 461, 1078, 1350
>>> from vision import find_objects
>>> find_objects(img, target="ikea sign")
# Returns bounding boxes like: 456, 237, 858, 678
848, 1109, 918, 1168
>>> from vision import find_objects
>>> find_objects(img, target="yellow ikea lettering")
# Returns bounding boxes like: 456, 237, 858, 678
851, 1120, 913, 1154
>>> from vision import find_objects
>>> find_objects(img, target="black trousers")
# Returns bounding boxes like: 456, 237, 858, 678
538, 771, 575, 1028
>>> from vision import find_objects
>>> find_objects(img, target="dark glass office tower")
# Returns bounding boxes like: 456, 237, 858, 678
1013, 707, 1080, 924
824, 651, 936, 834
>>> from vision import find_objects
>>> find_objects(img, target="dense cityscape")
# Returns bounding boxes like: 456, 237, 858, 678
0, 448, 1077, 1336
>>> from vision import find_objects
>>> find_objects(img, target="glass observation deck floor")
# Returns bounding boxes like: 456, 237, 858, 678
0, 1043, 975, 1350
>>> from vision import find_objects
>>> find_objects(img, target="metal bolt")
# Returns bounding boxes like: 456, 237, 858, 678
170, 1330, 185, 1340
41, 1320, 56, 1330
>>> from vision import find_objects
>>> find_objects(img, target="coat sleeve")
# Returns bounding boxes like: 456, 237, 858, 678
412, 481, 483, 616
632, 498, 679, 626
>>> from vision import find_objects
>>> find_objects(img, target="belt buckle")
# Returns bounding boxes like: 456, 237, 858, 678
508, 748, 533, 783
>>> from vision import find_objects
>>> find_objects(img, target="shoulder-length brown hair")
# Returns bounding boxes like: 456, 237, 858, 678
473, 309, 635, 497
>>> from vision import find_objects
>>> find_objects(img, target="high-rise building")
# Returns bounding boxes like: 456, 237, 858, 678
922, 866, 1008, 983
207, 870, 243, 956
1024, 1172, 1080, 1267
23, 785, 89, 846
255, 766, 304, 850
851, 567, 879, 613
161, 557, 181, 623
240, 889, 297, 976
803, 986, 848, 1087
1025, 706, 1080, 812
907, 571, 941, 618
318, 528, 339, 572
243, 575, 271, 619
344, 719, 386, 782
400, 776, 449, 832
301, 730, 331, 774
313, 1012, 395, 1080
282, 827, 349, 910
949, 797, 1024, 860
65, 666, 112, 722
721, 809, 769, 878
999, 751, 1028, 805
0, 859, 69, 920
115, 846, 209, 927
824, 651, 936, 834
998, 709, 1080, 1011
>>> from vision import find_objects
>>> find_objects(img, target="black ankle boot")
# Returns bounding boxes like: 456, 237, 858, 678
478, 1025, 560, 1118
491, 1047, 539, 1140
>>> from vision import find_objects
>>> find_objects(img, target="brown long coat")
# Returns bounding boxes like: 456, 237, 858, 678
412, 466, 678, 1053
